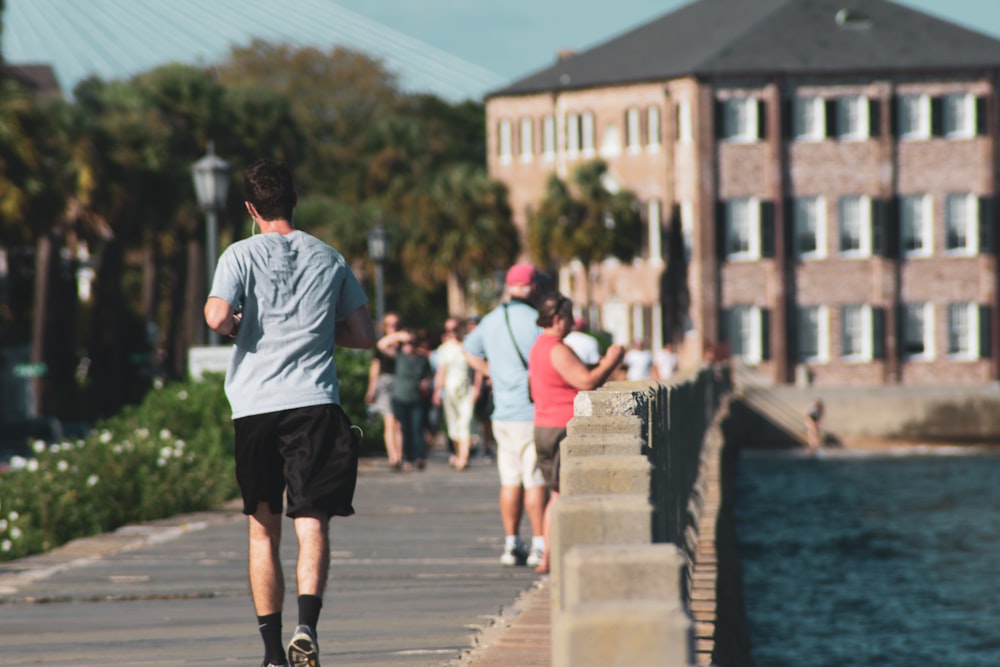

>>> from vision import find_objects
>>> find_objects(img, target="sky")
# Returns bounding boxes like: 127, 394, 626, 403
4, 0, 1000, 101
322, 0, 1000, 82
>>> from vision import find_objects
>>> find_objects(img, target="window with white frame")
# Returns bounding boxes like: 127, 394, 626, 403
943, 93, 975, 138
901, 302, 934, 359
900, 194, 933, 257
566, 113, 581, 155
898, 94, 931, 139
648, 199, 663, 264
726, 198, 761, 259
837, 96, 869, 140
794, 97, 825, 141
542, 114, 556, 160
647, 106, 661, 149
838, 195, 872, 256
600, 122, 621, 158
680, 201, 693, 261
728, 305, 764, 363
677, 99, 693, 143
794, 196, 826, 258
498, 119, 513, 162
519, 117, 533, 162
841, 304, 873, 360
798, 305, 829, 362
626, 107, 641, 151
581, 111, 596, 156
947, 302, 980, 358
723, 98, 759, 141
945, 193, 979, 254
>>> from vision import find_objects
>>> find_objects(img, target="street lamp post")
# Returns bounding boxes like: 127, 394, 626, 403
191, 141, 230, 346
367, 223, 388, 328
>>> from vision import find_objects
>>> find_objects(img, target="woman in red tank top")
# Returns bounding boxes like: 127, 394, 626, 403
528, 293, 624, 572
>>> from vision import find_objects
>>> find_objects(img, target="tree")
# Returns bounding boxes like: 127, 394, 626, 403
528, 160, 643, 312
403, 163, 518, 315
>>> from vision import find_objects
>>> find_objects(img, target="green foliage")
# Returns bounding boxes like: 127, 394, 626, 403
0, 350, 382, 562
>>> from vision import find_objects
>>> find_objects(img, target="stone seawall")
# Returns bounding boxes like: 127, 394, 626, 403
547, 367, 750, 667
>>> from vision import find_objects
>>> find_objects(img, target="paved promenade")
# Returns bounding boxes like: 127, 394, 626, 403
0, 448, 551, 666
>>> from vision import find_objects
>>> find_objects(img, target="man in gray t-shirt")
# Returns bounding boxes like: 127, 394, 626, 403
204, 159, 374, 667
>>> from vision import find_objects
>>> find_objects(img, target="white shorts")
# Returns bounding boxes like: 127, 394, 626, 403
492, 421, 545, 489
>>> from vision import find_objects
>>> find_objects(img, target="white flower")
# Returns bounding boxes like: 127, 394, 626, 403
159, 429, 171, 440
134, 428, 149, 440
8, 511, 18, 521
113, 445, 123, 454
159, 446, 173, 460
26, 459, 38, 472
1, 540, 11, 552
32, 440, 46, 454
157, 458, 167, 467
177, 390, 188, 400
0, 519, 7, 531
86, 474, 99, 487
57, 460, 69, 472
153, 377, 164, 390
49, 444, 60, 454
9, 527, 21, 539
99, 430, 113, 444
8, 456, 27, 471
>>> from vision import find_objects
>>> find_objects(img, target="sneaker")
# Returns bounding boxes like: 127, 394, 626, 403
500, 540, 528, 566
287, 624, 320, 667
526, 544, 544, 568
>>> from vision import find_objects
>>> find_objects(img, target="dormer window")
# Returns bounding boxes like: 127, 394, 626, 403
835, 9, 872, 29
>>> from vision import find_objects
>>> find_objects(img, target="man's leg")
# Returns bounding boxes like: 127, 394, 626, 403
248, 506, 284, 615
523, 484, 546, 543
288, 509, 330, 667
293, 509, 331, 599
499, 484, 524, 537
249, 505, 287, 666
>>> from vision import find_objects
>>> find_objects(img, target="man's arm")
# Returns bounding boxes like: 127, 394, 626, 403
336, 305, 376, 349
204, 296, 241, 338
464, 350, 490, 377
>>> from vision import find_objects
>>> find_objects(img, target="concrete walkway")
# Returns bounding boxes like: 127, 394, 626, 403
0, 448, 551, 667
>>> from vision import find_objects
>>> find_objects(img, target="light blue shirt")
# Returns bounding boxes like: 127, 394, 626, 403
463, 299, 540, 423
209, 230, 369, 419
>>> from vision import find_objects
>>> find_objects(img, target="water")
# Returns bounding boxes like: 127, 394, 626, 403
734, 448, 1000, 667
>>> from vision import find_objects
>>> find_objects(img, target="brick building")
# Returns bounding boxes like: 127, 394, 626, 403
485, 0, 1000, 386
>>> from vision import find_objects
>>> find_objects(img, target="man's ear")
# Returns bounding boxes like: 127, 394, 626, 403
245, 201, 257, 218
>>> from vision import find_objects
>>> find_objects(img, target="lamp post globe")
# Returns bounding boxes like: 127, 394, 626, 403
191, 141, 231, 345
367, 223, 388, 328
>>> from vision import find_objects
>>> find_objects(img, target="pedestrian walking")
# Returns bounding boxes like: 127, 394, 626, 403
204, 158, 375, 667
528, 292, 624, 573
366, 312, 404, 470
433, 317, 476, 470
463, 263, 547, 567
379, 328, 433, 470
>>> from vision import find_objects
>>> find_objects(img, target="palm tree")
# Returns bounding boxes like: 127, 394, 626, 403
528, 160, 642, 314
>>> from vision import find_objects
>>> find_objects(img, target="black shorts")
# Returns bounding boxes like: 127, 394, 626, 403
534, 426, 566, 492
233, 404, 359, 518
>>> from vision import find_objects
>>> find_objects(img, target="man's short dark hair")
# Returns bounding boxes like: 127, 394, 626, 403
243, 159, 296, 221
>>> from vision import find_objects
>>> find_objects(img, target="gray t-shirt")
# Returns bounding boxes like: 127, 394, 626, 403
209, 230, 368, 419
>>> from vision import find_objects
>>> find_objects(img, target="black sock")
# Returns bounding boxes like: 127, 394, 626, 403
257, 612, 285, 665
297, 594, 323, 631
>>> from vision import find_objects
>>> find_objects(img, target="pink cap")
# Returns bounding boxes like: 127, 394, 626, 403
505, 263, 537, 286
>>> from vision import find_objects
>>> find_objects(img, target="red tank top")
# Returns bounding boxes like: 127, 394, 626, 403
529, 333, 579, 428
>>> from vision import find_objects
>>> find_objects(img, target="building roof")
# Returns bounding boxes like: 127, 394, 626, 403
2, 0, 506, 102
491, 0, 1000, 97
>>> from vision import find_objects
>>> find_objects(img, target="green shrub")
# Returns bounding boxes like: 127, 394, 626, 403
0, 346, 384, 562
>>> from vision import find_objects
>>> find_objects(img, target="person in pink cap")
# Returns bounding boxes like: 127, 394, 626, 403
463, 263, 547, 567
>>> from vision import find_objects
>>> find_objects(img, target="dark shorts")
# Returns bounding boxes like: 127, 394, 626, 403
233, 404, 359, 518
534, 426, 567, 492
